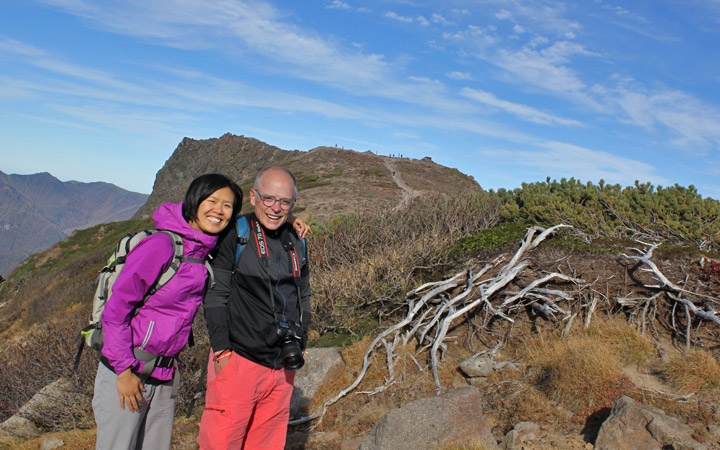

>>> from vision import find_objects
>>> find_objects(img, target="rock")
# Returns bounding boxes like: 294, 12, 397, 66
41, 436, 65, 449
671, 442, 709, 450
514, 421, 539, 438
595, 396, 704, 450
341, 436, 366, 450
358, 386, 499, 450
502, 422, 539, 449
0, 415, 39, 439
459, 356, 495, 378
290, 347, 345, 419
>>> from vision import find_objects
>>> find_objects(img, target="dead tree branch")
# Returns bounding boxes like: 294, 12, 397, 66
290, 224, 585, 424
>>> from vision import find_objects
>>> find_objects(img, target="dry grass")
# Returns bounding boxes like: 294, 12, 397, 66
439, 442, 496, 450
0, 428, 96, 450
0, 318, 96, 425
302, 337, 462, 437
512, 317, 651, 414
491, 379, 565, 431
583, 317, 655, 367
661, 348, 720, 394
520, 331, 622, 410
309, 192, 501, 337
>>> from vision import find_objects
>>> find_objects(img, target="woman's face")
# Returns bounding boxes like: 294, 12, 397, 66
189, 186, 235, 235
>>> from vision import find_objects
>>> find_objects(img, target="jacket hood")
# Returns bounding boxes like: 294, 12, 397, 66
153, 202, 218, 256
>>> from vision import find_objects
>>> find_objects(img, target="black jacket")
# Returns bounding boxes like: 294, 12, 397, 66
203, 213, 311, 369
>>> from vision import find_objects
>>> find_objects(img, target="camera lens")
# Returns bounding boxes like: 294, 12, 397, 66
280, 339, 304, 370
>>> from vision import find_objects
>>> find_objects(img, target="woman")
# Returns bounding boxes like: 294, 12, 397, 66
92, 173, 308, 450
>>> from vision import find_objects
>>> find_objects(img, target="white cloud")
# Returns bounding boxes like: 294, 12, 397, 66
327, 0, 351, 10
34, 0, 394, 92
381, 12, 433, 27
500, 2, 582, 38
616, 88, 720, 151
384, 11, 414, 23
442, 24, 499, 48
461, 88, 582, 126
446, 71, 472, 80
491, 41, 596, 97
431, 13, 452, 25
495, 9, 512, 20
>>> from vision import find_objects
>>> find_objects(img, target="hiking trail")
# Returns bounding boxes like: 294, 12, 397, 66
383, 157, 420, 209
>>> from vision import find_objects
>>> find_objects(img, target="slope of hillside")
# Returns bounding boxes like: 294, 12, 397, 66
0, 171, 148, 275
134, 133, 480, 220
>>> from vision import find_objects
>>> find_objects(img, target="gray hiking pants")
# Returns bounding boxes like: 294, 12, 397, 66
93, 362, 176, 450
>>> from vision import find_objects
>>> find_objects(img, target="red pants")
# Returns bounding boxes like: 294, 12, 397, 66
198, 352, 295, 450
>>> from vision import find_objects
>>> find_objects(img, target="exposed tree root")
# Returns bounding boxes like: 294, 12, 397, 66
290, 224, 586, 426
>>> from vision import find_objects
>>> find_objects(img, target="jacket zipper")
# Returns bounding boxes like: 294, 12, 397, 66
139, 320, 154, 351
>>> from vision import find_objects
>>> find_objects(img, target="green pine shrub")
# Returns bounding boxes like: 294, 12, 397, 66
494, 178, 720, 252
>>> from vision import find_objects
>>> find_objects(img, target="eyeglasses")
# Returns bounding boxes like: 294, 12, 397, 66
254, 189, 295, 210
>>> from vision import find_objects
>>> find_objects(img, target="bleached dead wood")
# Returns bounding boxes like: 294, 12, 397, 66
618, 242, 720, 349
585, 294, 598, 329
621, 242, 720, 329
291, 224, 586, 425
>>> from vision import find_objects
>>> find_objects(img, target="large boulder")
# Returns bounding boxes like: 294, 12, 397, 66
358, 386, 499, 450
0, 378, 84, 439
290, 347, 345, 419
595, 396, 705, 450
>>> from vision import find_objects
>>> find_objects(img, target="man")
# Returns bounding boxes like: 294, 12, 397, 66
198, 166, 311, 450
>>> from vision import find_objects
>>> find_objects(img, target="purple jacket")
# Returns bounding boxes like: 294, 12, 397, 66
101, 202, 218, 381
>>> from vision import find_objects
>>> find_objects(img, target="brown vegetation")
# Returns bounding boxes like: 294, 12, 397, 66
1, 182, 720, 448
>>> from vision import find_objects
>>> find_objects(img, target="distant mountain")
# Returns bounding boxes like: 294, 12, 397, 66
135, 133, 481, 220
0, 171, 148, 276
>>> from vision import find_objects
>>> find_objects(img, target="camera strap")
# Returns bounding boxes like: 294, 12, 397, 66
250, 217, 271, 268
249, 217, 305, 327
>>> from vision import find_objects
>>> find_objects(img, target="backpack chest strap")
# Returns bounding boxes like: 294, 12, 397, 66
133, 348, 180, 398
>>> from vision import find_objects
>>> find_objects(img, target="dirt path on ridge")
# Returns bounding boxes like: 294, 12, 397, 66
383, 157, 420, 209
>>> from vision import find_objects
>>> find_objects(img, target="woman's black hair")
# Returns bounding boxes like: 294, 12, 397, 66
182, 173, 243, 224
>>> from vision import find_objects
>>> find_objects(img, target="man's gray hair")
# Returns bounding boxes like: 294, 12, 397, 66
254, 166, 298, 199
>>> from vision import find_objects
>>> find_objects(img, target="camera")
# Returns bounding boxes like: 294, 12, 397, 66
264, 321, 305, 370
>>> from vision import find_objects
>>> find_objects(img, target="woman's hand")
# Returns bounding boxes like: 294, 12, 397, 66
116, 368, 146, 412
289, 215, 310, 238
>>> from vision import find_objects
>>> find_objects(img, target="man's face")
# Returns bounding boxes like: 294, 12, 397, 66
249, 169, 295, 231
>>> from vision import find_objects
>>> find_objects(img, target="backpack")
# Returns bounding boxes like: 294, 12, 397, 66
72, 230, 214, 384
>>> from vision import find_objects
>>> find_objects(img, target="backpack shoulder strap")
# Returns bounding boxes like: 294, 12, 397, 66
147, 230, 184, 295
235, 214, 250, 263
157, 230, 216, 289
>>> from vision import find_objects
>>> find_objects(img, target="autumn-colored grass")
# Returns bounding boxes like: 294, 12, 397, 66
513, 317, 652, 415
662, 348, 720, 394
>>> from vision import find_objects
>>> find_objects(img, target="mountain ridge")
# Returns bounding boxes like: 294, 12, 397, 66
134, 133, 481, 221
0, 170, 148, 276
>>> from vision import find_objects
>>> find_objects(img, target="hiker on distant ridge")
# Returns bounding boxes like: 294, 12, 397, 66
199, 166, 311, 450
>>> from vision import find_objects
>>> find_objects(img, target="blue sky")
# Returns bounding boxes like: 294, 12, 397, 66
1, 1, 719, 199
